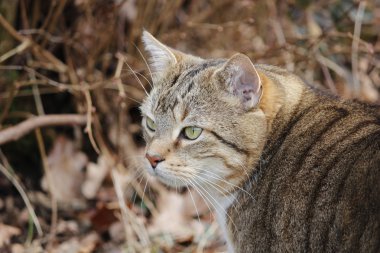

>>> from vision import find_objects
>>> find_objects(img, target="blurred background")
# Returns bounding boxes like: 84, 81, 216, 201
0, 0, 379, 252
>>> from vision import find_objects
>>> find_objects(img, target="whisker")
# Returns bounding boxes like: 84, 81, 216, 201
123, 69, 153, 88
191, 179, 238, 232
196, 170, 255, 201
236, 160, 254, 187
175, 170, 237, 203
132, 43, 154, 88
191, 172, 232, 197
177, 177, 202, 224
122, 94, 143, 105
132, 172, 146, 206
168, 169, 240, 213
192, 174, 239, 212
140, 178, 149, 210
186, 178, 214, 218
121, 55, 149, 96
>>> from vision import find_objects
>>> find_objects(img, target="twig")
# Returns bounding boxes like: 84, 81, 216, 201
0, 161, 43, 236
83, 90, 100, 153
111, 168, 136, 252
0, 14, 67, 73
267, 0, 294, 71
315, 53, 353, 85
114, 53, 127, 98
31, 75, 45, 115
0, 114, 87, 145
111, 167, 151, 250
196, 221, 219, 253
351, 1, 366, 96
0, 14, 25, 41
18, 29, 64, 43
319, 62, 337, 94
0, 85, 18, 126
35, 128, 58, 249
41, 0, 67, 48
0, 39, 31, 63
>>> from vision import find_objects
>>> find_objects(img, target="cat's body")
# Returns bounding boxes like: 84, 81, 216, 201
140, 31, 380, 253
230, 65, 380, 253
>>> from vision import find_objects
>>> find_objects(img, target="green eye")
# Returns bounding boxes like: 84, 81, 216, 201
183, 126, 202, 140
146, 117, 156, 131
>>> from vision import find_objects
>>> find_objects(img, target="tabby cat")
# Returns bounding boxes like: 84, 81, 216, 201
140, 31, 380, 253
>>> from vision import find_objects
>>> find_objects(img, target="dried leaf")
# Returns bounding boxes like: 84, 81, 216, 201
51, 233, 99, 253
148, 190, 204, 243
41, 136, 88, 203
0, 224, 21, 247
82, 155, 111, 199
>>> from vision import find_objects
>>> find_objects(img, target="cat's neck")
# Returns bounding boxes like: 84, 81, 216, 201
257, 65, 307, 134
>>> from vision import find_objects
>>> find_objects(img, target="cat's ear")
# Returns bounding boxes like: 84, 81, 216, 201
216, 53, 263, 110
142, 31, 177, 75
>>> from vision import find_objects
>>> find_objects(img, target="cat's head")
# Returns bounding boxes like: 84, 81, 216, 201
139, 31, 267, 193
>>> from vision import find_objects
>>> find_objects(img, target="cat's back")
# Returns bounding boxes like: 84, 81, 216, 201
230, 77, 380, 253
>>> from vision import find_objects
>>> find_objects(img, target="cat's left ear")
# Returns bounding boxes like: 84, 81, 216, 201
215, 53, 263, 110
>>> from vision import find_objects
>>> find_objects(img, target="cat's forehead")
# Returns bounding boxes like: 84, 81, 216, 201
145, 59, 226, 116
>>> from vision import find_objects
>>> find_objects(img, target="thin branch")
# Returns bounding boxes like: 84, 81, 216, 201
35, 128, 57, 248
0, 14, 67, 73
0, 161, 43, 236
114, 53, 127, 98
0, 39, 31, 63
351, 1, 366, 96
0, 114, 87, 145
83, 90, 100, 153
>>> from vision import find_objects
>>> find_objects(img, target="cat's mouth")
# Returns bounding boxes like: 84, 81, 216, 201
145, 162, 189, 188
154, 170, 189, 188
155, 173, 180, 187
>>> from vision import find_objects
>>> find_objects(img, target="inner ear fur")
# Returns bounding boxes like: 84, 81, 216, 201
215, 53, 263, 110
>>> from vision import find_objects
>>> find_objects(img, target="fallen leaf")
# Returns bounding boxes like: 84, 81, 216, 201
56, 220, 79, 235
0, 224, 21, 247
148, 190, 205, 243
108, 221, 125, 243
11, 244, 24, 253
41, 136, 88, 204
81, 155, 111, 199
90, 203, 118, 233
51, 233, 99, 253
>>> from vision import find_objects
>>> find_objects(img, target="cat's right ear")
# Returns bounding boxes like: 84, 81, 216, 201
142, 31, 177, 77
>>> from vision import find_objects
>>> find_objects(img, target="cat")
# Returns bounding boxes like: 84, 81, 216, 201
139, 31, 380, 253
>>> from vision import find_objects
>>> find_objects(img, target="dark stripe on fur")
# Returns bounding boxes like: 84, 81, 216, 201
260, 102, 316, 245
266, 107, 349, 251
296, 107, 349, 170
170, 73, 180, 88
210, 130, 249, 155
322, 132, 380, 252
304, 120, 379, 252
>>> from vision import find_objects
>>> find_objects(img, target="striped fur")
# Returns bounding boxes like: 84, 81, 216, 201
140, 32, 380, 253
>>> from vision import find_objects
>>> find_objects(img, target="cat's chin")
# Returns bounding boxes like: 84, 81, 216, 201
154, 172, 189, 188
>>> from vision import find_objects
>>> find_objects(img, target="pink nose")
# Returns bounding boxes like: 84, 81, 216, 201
145, 153, 164, 169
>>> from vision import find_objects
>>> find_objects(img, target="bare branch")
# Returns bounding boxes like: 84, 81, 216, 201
0, 114, 87, 145
0, 14, 67, 73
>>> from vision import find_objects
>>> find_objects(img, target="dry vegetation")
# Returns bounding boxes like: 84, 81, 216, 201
0, 0, 379, 252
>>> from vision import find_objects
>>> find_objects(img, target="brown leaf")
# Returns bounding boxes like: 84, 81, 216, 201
0, 224, 21, 247
81, 155, 111, 199
41, 136, 88, 204
90, 203, 118, 233
51, 233, 99, 253
148, 190, 206, 243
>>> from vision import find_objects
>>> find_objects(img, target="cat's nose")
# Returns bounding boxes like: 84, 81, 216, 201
145, 153, 164, 169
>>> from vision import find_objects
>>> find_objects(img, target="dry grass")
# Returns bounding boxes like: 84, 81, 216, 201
0, 0, 379, 252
